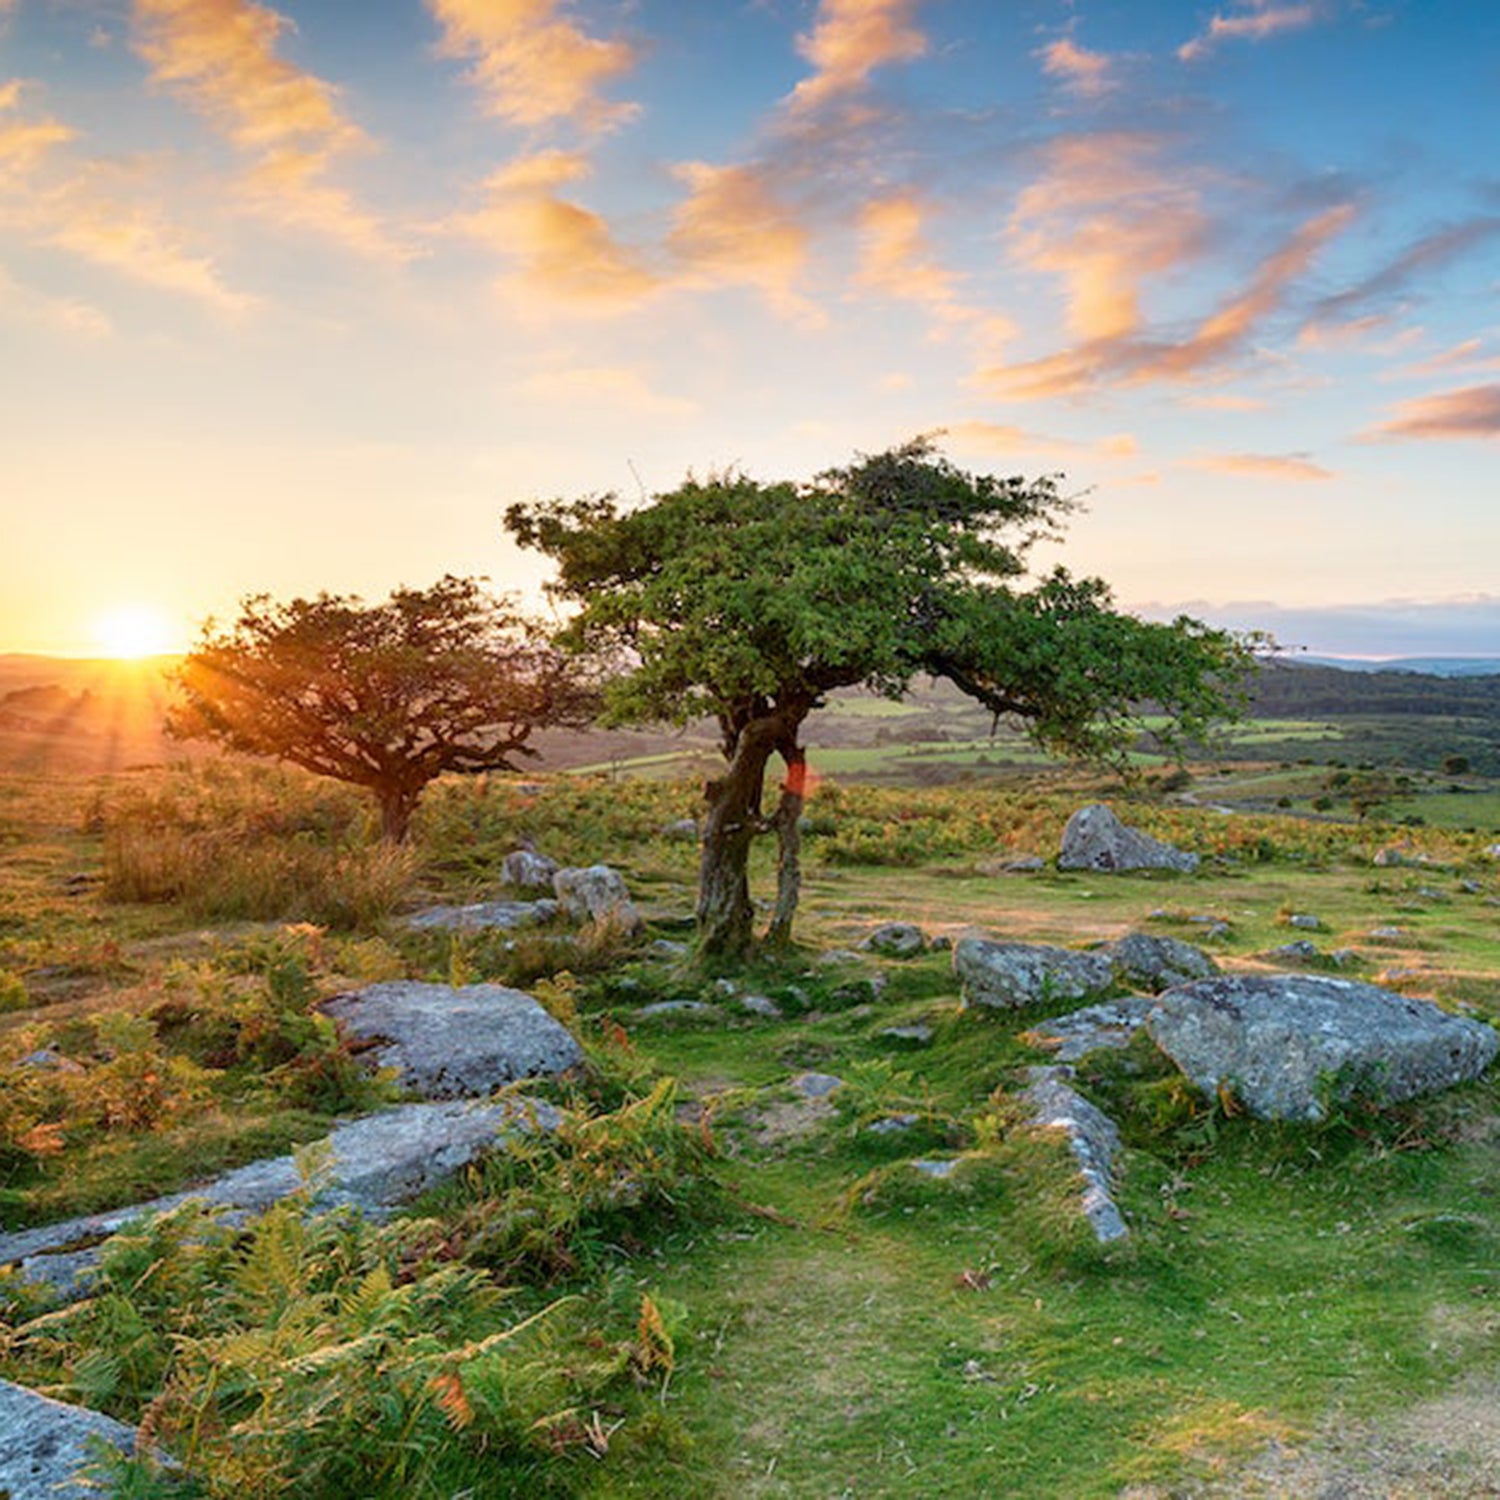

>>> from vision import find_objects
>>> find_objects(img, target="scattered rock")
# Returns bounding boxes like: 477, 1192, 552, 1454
1003, 854, 1047, 872
865, 1113, 920, 1135
815, 948, 866, 968
1330, 948, 1359, 968
880, 1023, 934, 1046
498, 848, 559, 892
791, 1071, 843, 1099
1368, 926, 1405, 941
929, 934, 953, 952
1286, 913, 1322, 930
861, 922, 926, 958
737, 994, 782, 1018
15, 1048, 85, 1075
0, 1098, 557, 1297
909, 1158, 959, 1179
0, 1378, 148, 1500
1022, 997, 1157, 1061
637, 999, 719, 1018
1374, 844, 1417, 867
403, 899, 557, 933
1460, 880, 1483, 895
661, 818, 699, 842
1022, 1066, 1128, 1243
646, 938, 690, 960
1058, 804, 1198, 874
323, 982, 583, 1099
552, 865, 643, 933
1146, 974, 1499, 1121
1266, 940, 1322, 962
1100, 933, 1217, 992
954, 938, 1113, 1011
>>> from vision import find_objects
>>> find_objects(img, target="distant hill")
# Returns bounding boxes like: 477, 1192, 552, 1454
1296, 655, 1500, 677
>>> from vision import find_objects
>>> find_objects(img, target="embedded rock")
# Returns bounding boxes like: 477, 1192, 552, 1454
1058, 804, 1198, 874
1022, 997, 1157, 1062
862, 922, 927, 958
552, 864, 643, 933
1022, 1066, 1128, 1243
954, 938, 1114, 1011
0, 1379, 146, 1499
403, 899, 557, 932
1147, 974, 1499, 1121
1100, 933, 1217, 992
499, 849, 560, 892
323, 982, 583, 1098
0, 1098, 557, 1298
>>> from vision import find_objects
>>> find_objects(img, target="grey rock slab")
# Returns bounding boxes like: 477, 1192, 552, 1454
1266, 940, 1322, 962
637, 1000, 720, 1017
1058, 804, 1198, 874
499, 849, 560, 892
791, 1071, 844, 1099
402, 899, 558, 933
323, 981, 582, 1098
0, 1378, 146, 1500
0, 1099, 557, 1297
737, 994, 782, 1018
880, 1023, 934, 1046
1022, 1066, 1128, 1243
954, 937, 1114, 1011
552, 864, 643, 933
1147, 974, 1499, 1121
1100, 933, 1217, 992
1022, 997, 1158, 1062
1287, 914, 1322, 930
910, 1158, 959, 1179
861, 922, 927, 958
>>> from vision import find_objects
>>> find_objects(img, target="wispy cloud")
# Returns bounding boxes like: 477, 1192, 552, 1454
1178, 3, 1320, 63
668, 160, 820, 324
426, 0, 637, 133
947, 419, 1138, 462
453, 149, 656, 312
1400, 339, 1500, 380
788, 0, 927, 113
1181, 392, 1268, 411
855, 194, 966, 322
1365, 384, 1500, 441
1038, 37, 1115, 98
130, 0, 408, 260
1188, 451, 1333, 480
0, 263, 112, 337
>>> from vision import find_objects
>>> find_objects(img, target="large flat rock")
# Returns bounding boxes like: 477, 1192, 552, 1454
0, 1098, 558, 1297
0, 1378, 144, 1499
955, 938, 1114, 1010
1147, 974, 1498, 1121
323, 981, 583, 1098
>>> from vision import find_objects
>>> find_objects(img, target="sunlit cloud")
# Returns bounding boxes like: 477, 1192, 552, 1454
426, 0, 637, 133
1038, 37, 1115, 98
947, 419, 1139, 462
668, 160, 820, 324
515, 364, 697, 419
454, 149, 657, 311
130, 0, 409, 260
1187, 451, 1333, 480
855, 194, 964, 320
1178, 3, 1319, 63
1401, 339, 1500, 379
789, 0, 927, 113
1181, 392, 1268, 411
1365, 384, 1500, 441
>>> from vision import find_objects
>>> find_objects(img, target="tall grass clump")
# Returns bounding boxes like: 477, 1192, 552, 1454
101, 763, 414, 927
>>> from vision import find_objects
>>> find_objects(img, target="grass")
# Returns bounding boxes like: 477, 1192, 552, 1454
0, 759, 1498, 1496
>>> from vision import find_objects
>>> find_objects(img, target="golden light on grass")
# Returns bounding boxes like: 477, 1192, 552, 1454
91, 604, 179, 660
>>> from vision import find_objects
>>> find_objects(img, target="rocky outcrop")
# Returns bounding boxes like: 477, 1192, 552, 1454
1058, 804, 1198, 873
954, 938, 1114, 1011
1022, 1066, 1128, 1243
0, 1097, 558, 1297
0, 1379, 147, 1499
1147, 974, 1498, 1121
1099, 933, 1217, 992
500, 848, 560, 892
552, 864, 643, 933
323, 981, 583, 1098
1022, 997, 1157, 1061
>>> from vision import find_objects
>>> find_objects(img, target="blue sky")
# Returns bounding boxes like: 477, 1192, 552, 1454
1, 0, 1496, 657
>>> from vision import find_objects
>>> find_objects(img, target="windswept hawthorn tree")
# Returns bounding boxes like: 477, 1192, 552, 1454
507, 440, 1253, 959
168, 576, 595, 842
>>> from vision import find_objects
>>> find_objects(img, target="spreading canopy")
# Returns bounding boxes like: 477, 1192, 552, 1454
168, 576, 595, 841
508, 440, 1253, 955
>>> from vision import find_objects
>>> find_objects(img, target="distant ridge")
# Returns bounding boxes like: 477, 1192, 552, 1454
1288, 655, 1500, 678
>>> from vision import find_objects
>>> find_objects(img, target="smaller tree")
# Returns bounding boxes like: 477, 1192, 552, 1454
168, 577, 594, 841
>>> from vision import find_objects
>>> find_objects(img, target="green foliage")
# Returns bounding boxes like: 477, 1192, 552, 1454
168, 577, 596, 842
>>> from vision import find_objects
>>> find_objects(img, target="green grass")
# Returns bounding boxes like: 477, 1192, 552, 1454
1, 762, 1498, 1496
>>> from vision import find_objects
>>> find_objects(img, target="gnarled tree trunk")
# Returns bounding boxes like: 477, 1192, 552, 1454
764, 745, 806, 949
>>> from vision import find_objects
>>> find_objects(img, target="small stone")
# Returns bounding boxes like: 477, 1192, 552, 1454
738, 994, 782, 1018
638, 999, 718, 1017
552, 865, 643, 933
1287, 914, 1321, 930
880, 1023, 934, 1046
1369, 926, 1405, 941
861, 923, 926, 958
661, 818, 699, 841
791, 1071, 843, 1099
910, 1158, 959, 1178
1267, 940, 1321, 962
1004, 854, 1047, 872
498, 848, 559, 892
865, 1113, 920, 1135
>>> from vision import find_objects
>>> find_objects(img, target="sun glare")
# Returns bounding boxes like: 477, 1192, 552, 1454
92, 604, 178, 660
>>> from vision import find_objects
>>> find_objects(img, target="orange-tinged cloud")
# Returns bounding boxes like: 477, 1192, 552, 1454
1039, 38, 1114, 97
1008, 133, 1210, 343
242, 147, 411, 261
133, 0, 362, 150
427, 0, 636, 132
1182, 392, 1268, 411
856, 194, 963, 319
1179, 4, 1318, 62
669, 160, 819, 324
948, 419, 1139, 462
456, 151, 656, 311
1188, 452, 1333, 481
790, 0, 927, 112
1367, 384, 1500, 441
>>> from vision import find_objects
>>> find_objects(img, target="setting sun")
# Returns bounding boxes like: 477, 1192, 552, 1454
92, 605, 179, 660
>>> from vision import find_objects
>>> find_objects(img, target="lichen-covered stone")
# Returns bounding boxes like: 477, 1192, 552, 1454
954, 938, 1114, 1011
1058, 804, 1198, 873
1022, 1066, 1128, 1243
1147, 974, 1499, 1121
1100, 933, 1216, 992
0, 1379, 145, 1499
552, 864, 643, 933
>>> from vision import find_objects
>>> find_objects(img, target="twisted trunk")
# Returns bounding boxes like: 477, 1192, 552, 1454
765, 745, 806, 949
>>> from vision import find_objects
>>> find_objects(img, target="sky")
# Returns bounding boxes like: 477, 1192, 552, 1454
1, 0, 1497, 660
